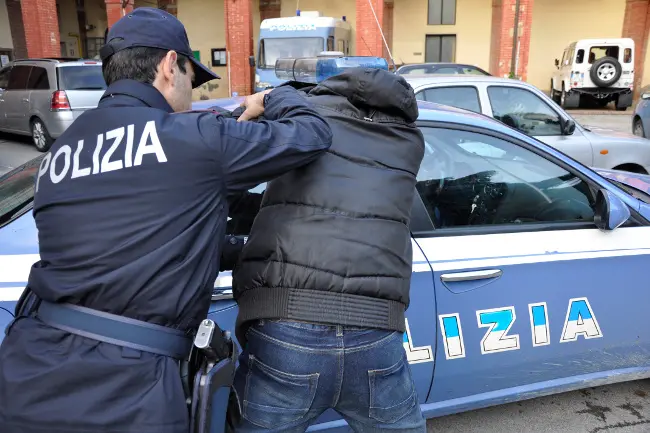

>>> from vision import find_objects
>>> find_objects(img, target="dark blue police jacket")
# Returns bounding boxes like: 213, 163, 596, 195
0, 79, 332, 433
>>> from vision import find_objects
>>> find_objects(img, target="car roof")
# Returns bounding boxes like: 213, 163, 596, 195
402, 74, 527, 89
192, 96, 534, 144
6, 58, 101, 68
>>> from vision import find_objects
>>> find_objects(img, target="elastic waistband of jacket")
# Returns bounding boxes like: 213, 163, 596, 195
236, 287, 406, 333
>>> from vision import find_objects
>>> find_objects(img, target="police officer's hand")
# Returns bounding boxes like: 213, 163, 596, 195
238, 89, 273, 122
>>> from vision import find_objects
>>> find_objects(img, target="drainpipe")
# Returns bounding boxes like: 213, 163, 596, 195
510, 0, 521, 78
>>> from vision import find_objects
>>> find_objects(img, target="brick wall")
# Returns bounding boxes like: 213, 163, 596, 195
259, 0, 280, 22
383, 1, 393, 61
225, 0, 254, 96
356, 0, 384, 58
158, 0, 178, 17
6, 0, 27, 59
622, 0, 650, 98
489, 0, 535, 81
19, 0, 61, 58
106, 0, 134, 29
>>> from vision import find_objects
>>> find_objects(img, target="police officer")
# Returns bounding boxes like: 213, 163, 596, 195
0, 7, 332, 433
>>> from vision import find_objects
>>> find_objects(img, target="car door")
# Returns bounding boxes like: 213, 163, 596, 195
484, 84, 595, 167
3, 64, 32, 133
413, 122, 650, 413
0, 66, 11, 130
205, 182, 438, 429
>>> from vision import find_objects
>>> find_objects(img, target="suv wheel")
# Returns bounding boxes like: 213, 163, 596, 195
31, 118, 53, 152
590, 56, 622, 87
560, 87, 580, 109
551, 80, 560, 103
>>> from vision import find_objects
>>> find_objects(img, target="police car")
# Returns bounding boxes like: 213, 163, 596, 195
2, 56, 650, 432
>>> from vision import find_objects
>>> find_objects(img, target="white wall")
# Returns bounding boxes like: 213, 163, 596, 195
0, 0, 13, 50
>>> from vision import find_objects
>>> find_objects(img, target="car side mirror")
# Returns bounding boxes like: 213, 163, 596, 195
594, 188, 630, 231
249, 56, 256, 67
560, 117, 576, 135
554, 59, 559, 67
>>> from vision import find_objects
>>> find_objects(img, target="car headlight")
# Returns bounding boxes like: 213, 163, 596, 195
642, 92, 650, 100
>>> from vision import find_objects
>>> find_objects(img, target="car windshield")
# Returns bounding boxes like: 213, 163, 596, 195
0, 156, 42, 228
57, 65, 106, 90
606, 178, 650, 204
259, 37, 323, 69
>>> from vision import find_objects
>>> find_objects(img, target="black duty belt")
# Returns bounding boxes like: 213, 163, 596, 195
36, 300, 193, 359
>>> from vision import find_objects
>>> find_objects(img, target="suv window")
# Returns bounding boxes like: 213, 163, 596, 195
7, 65, 31, 90
0, 67, 10, 89
27, 66, 49, 90
419, 86, 481, 113
576, 49, 585, 64
57, 65, 106, 90
589, 46, 619, 64
415, 127, 595, 229
487, 86, 562, 136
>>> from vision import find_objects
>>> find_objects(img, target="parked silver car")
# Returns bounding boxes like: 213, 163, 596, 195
0, 58, 106, 152
406, 75, 650, 174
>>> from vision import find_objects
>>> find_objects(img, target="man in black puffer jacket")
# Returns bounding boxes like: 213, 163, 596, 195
228, 67, 426, 433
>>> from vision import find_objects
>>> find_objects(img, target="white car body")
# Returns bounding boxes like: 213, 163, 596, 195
550, 38, 634, 110
406, 75, 650, 174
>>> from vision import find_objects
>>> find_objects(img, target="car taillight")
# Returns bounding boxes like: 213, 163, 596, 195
51, 90, 70, 111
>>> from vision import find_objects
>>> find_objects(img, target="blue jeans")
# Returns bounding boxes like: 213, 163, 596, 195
228, 319, 426, 432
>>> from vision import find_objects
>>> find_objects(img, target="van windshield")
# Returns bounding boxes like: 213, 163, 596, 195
259, 37, 324, 69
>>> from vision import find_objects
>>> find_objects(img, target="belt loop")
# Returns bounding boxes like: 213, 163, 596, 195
336, 325, 343, 337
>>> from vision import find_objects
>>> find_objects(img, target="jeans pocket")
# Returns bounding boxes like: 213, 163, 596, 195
368, 355, 417, 424
242, 354, 319, 429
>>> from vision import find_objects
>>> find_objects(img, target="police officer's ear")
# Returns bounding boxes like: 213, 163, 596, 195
159, 50, 181, 84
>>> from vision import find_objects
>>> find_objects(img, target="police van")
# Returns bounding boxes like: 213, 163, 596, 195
251, 11, 352, 92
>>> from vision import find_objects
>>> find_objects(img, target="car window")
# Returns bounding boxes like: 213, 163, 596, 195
0, 67, 10, 89
7, 65, 31, 90
415, 127, 595, 229
433, 67, 459, 74
57, 65, 106, 90
27, 66, 49, 90
420, 86, 482, 113
576, 49, 585, 64
588, 46, 619, 64
399, 67, 428, 75
487, 86, 562, 136
624, 48, 632, 63
0, 156, 42, 228
461, 67, 488, 75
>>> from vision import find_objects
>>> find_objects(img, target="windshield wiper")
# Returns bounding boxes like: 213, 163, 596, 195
70, 87, 106, 90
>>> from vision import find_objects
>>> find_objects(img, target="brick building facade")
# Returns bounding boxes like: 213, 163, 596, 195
4, 0, 650, 97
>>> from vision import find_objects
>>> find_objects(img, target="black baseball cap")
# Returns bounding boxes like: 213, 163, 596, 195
100, 7, 220, 88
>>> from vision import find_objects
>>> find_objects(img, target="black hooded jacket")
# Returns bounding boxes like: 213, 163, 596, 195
232, 68, 425, 342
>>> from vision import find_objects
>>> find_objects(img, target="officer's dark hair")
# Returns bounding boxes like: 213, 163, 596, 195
102, 46, 188, 86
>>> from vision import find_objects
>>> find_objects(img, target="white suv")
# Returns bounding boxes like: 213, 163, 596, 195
551, 38, 634, 111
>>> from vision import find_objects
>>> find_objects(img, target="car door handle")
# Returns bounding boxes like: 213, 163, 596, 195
440, 269, 502, 282
22, 98, 29, 103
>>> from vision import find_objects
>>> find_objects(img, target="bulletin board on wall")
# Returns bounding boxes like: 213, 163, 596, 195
0, 49, 13, 67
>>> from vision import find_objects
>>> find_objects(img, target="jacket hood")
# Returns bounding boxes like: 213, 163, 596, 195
308, 68, 419, 123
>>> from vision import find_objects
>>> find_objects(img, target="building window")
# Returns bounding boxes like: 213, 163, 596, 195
425, 35, 456, 62
428, 0, 456, 25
